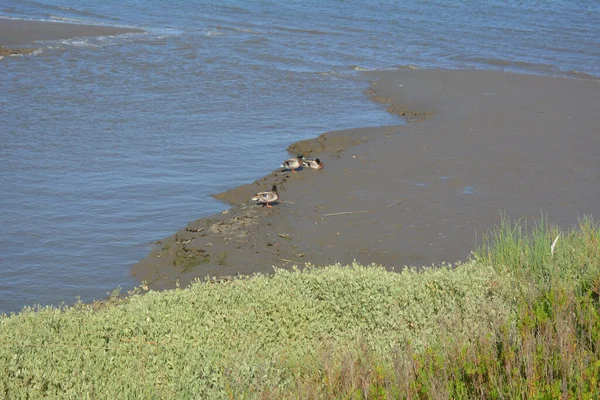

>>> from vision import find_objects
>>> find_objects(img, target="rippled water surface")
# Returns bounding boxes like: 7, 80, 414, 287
1, 0, 599, 313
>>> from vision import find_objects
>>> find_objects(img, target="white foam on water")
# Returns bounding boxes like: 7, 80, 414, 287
205, 30, 225, 36
49, 14, 92, 24
67, 39, 101, 48
232, 27, 262, 34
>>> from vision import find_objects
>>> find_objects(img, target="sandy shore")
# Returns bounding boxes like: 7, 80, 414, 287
132, 68, 600, 289
0, 18, 143, 55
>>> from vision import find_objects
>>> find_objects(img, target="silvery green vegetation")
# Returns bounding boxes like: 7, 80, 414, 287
2, 216, 599, 398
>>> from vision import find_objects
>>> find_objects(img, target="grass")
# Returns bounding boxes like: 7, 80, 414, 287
1, 216, 600, 398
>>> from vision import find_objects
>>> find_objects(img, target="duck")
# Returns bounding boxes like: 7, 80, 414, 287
281, 154, 304, 173
303, 158, 324, 170
251, 184, 279, 208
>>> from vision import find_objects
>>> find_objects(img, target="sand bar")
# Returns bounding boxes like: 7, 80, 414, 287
0, 18, 143, 53
132, 68, 600, 289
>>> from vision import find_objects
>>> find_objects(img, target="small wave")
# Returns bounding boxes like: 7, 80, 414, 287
396, 64, 419, 70
271, 25, 333, 35
233, 27, 262, 35
0, 16, 32, 21
214, 25, 263, 35
463, 56, 556, 73
14, 0, 114, 21
145, 27, 184, 37
351, 66, 371, 71
205, 30, 225, 37
66, 39, 101, 48
244, 37, 268, 45
1, 16, 143, 33
487, 58, 554, 70
42, 31, 144, 52
56, 6, 117, 21
567, 70, 600, 81
310, 69, 348, 77
462, 56, 600, 81
3, 3, 110, 22
49, 15, 93, 24
214, 4, 252, 15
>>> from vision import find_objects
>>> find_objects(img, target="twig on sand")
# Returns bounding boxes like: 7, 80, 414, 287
280, 200, 296, 204
323, 210, 376, 217
322, 198, 408, 217
385, 198, 406, 208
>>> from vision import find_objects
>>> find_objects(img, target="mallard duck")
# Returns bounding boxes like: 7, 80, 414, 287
281, 155, 304, 173
251, 184, 279, 208
303, 158, 324, 170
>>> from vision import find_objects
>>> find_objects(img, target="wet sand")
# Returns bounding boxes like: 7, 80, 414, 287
133, 68, 600, 289
0, 18, 143, 55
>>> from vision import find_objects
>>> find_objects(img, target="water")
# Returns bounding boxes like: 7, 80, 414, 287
1, 0, 599, 314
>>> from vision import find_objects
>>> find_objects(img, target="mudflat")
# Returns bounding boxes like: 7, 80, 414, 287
0, 18, 143, 54
132, 68, 600, 289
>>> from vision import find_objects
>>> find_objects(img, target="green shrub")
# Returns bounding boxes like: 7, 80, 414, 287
1, 216, 599, 398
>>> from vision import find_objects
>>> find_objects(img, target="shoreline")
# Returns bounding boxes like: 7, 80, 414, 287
0, 18, 144, 56
132, 67, 600, 290
131, 125, 405, 288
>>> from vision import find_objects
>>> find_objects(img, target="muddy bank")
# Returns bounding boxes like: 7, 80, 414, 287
0, 45, 36, 57
131, 125, 405, 288
132, 68, 600, 289
0, 18, 143, 57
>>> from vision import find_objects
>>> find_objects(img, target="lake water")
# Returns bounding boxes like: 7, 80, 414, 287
1, 0, 599, 314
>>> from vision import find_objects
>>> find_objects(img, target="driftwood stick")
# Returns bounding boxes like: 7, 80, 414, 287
323, 210, 375, 217
322, 198, 407, 217
385, 198, 406, 208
